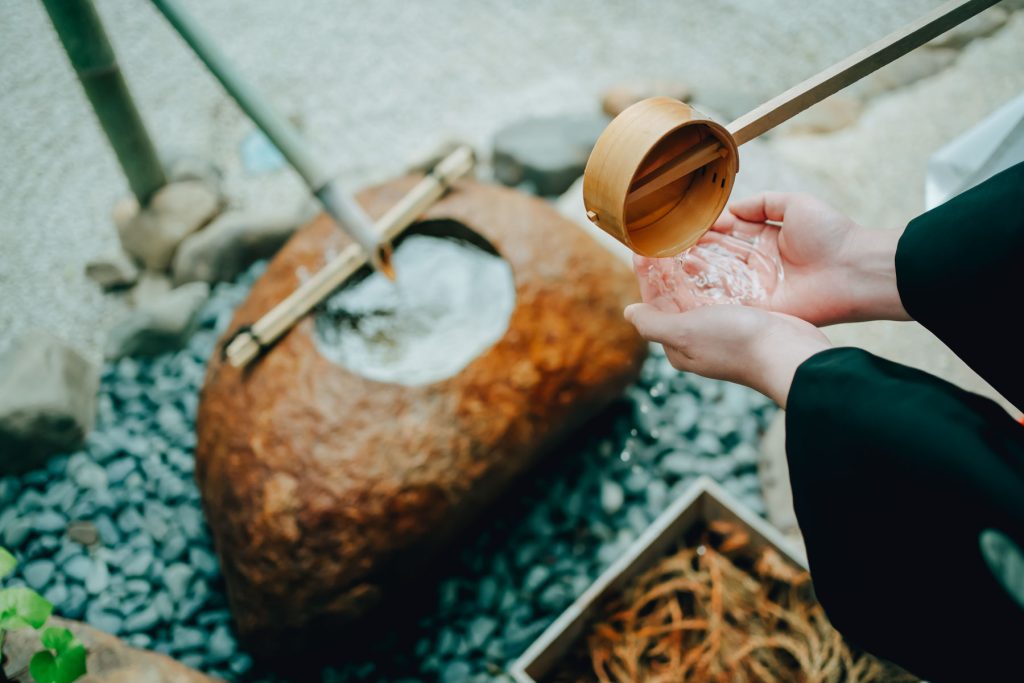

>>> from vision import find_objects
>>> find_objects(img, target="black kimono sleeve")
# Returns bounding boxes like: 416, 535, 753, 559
785, 164, 1024, 682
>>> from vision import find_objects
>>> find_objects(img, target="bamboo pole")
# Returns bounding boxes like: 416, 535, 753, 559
149, 0, 392, 278
618, 0, 1000, 203
41, 0, 167, 205
224, 145, 475, 369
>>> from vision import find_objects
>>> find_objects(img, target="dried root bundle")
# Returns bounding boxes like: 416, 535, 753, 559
552, 521, 916, 683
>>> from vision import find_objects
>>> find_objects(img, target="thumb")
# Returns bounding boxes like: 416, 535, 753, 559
624, 303, 680, 346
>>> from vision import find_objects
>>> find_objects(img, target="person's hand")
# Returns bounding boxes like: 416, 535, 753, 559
639, 192, 910, 326
625, 301, 830, 407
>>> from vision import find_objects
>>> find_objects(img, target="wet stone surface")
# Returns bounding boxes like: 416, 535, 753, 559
2, 259, 774, 682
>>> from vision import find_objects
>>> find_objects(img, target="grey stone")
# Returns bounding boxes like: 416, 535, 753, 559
3, 516, 32, 547
85, 558, 110, 594
142, 503, 170, 541
160, 533, 188, 562
117, 507, 144, 534
228, 653, 254, 676
660, 452, 694, 477
93, 514, 121, 545
33, 509, 67, 533
176, 506, 205, 540
123, 604, 160, 632
646, 479, 669, 514
65, 520, 99, 546
105, 458, 136, 485
105, 283, 210, 359
537, 582, 572, 613
477, 576, 498, 611
43, 581, 69, 609
172, 206, 312, 285
126, 633, 152, 649
188, 546, 218, 578
62, 585, 88, 620
207, 624, 236, 662
163, 562, 195, 601
85, 251, 140, 291
123, 549, 153, 578
171, 624, 205, 652
154, 591, 175, 621
522, 565, 550, 593
115, 181, 223, 271
71, 459, 108, 490
85, 602, 123, 635
467, 615, 498, 649
175, 592, 206, 622
196, 609, 231, 626
599, 479, 625, 516
492, 114, 609, 195
22, 559, 55, 591
0, 330, 99, 474
42, 479, 77, 512
64, 554, 92, 582
441, 660, 472, 683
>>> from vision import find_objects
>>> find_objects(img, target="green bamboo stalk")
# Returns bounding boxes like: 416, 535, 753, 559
41, 0, 167, 205
150, 0, 392, 276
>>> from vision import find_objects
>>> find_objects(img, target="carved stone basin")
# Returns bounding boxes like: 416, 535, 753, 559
195, 177, 647, 650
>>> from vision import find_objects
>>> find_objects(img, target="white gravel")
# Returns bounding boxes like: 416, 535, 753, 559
0, 0, 943, 360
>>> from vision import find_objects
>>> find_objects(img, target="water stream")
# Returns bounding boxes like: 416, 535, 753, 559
314, 234, 516, 386
644, 231, 783, 309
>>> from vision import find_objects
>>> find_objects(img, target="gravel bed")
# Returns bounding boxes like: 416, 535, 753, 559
1, 260, 774, 682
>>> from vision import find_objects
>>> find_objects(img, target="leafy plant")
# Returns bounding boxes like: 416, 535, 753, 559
0, 547, 86, 683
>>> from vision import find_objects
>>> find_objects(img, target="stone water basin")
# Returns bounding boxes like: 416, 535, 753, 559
195, 177, 647, 652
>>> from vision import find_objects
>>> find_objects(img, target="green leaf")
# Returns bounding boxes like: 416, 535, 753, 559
40, 626, 75, 652
0, 547, 16, 578
0, 586, 54, 629
53, 643, 87, 683
29, 649, 57, 683
0, 613, 32, 630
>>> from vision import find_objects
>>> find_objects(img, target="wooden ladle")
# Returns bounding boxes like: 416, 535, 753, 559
583, 0, 1000, 257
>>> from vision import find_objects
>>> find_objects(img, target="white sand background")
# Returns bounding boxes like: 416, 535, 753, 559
0, 0, 949, 360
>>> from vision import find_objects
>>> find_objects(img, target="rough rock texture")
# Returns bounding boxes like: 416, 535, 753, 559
196, 178, 647, 651
492, 115, 608, 196
116, 181, 223, 272
85, 252, 140, 291
105, 283, 210, 359
171, 206, 313, 285
0, 330, 98, 474
2, 616, 220, 683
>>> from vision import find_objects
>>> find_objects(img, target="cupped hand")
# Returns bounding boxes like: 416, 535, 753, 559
624, 301, 830, 407
638, 192, 908, 326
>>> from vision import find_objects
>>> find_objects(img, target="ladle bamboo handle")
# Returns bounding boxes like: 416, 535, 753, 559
627, 0, 1000, 202
224, 146, 476, 369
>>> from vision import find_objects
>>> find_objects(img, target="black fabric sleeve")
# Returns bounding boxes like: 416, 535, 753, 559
785, 347, 1024, 682
896, 162, 1024, 413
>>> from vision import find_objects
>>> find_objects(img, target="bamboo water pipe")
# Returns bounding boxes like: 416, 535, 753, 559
150, 0, 394, 278
584, 0, 1001, 257
41, 0, 168, 205
223, 145, 475, 369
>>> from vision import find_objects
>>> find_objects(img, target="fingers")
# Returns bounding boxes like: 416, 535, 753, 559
728, 191, 795, 224
623, 303, 682, 346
